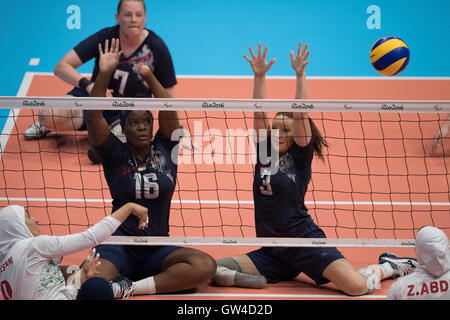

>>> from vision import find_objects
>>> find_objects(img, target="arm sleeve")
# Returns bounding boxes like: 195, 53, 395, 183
154, 129, 179, 151
93, 132, 125, 164
152, 38, 177, 88
288, 140, 314, 169
32, 216, 121, 259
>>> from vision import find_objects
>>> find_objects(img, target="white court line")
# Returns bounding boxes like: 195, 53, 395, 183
10, 71, 450, 80
150, 293, 387, 299
0, 197, 449, 207
28, 58, 40, 66
0, 291, 386, 300
0, 71, 35, 158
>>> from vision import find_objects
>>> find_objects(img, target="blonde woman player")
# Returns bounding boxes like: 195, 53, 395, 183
0, 203, 148, 300
212, 43, 418, 296
24, 0, 177, 164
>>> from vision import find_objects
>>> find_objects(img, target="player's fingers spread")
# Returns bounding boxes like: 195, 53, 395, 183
303, 44, 309, 57
268, 58, 276, 68
248, 46, 256, 59
304, 50, 310, 61
86, 248, 95, 262
262, 45, 268, 59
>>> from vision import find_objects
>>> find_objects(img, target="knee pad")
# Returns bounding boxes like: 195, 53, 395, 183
216, 257, 242, 272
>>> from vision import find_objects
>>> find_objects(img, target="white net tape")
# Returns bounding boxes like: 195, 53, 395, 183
1, 96, 449, 113
103, 236, 417, 248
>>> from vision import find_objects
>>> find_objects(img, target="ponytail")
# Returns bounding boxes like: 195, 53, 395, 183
275, 112, 328, 161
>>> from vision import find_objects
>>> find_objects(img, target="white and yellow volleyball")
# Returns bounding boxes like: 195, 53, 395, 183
370, 36, 410, 76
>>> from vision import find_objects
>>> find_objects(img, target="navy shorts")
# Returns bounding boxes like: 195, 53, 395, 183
247, 223, 345, 285
94, 229, 180, 281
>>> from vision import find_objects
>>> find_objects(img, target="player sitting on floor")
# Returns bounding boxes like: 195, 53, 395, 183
387, 226, 450, 300
85, 38, 216, 299
0, 203, 148, 300
211, 42, 418, 296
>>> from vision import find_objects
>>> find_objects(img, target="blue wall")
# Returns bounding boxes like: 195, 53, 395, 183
1, 0, 450, 96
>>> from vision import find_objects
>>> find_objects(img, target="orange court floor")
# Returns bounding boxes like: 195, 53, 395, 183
0, 73, 449, 300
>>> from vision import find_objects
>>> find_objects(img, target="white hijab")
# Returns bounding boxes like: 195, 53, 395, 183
415, 226, 450, 278
0, 205, 33, 262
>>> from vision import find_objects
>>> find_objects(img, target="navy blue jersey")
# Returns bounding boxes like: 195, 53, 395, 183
253, 138, 314, 237
67, 25, 177, 124
94, 130, 179, 236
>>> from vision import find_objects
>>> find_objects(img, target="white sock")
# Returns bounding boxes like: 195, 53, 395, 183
133, 276, 156, 295
378, 262, 395, 279
213, 266, 237, 286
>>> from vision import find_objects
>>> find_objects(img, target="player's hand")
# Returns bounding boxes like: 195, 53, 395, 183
98, 38, 122, 74
290, 42, 309, 76
243, 43, 276, 77
129, 203, 149, 230
80, 248, 101, 284
430, 124, 449, 155
139, 64, 153, 78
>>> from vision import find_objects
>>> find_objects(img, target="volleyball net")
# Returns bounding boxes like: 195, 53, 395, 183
0, 96, 449, 248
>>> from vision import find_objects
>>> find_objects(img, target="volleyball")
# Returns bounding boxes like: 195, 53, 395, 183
370, 36, 409, 76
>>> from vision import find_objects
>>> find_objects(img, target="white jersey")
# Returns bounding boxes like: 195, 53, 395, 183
387, 266, 450, 300
0, 205, 120, 300
387, 226, 450, 300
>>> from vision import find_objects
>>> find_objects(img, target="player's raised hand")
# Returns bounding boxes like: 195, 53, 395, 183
98, 38, 122, 74
290, 42, 310, 76
430, 123, 449, 156
129, 203, 149, 230
243, 43, 276, 77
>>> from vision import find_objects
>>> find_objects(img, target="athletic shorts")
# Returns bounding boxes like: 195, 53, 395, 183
247, 223, 345, 285
94, 229, 181, 281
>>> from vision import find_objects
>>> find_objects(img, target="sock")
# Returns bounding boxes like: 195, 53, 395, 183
358, 267, 380, 293
133, 276, 156, 295
213, 266, 267, 289
216, 257, 242, 272
378, 262, 396, 279
234, 271, 267, 289
213, 266, 237, 286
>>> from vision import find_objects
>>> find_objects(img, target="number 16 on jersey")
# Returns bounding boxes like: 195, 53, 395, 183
135, 173, 159, 199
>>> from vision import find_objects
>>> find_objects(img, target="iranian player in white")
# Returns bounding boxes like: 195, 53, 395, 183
387, 226, 450, 300
0, 203, 147, 300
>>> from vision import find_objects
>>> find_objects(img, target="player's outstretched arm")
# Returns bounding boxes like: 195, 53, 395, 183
291, 42, 312, 147
87, 38, 122, 146
139, 65, 180, 139
243, 43, 275, 141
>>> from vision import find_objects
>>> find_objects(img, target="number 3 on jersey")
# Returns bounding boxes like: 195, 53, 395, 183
135, 173, 159, 199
